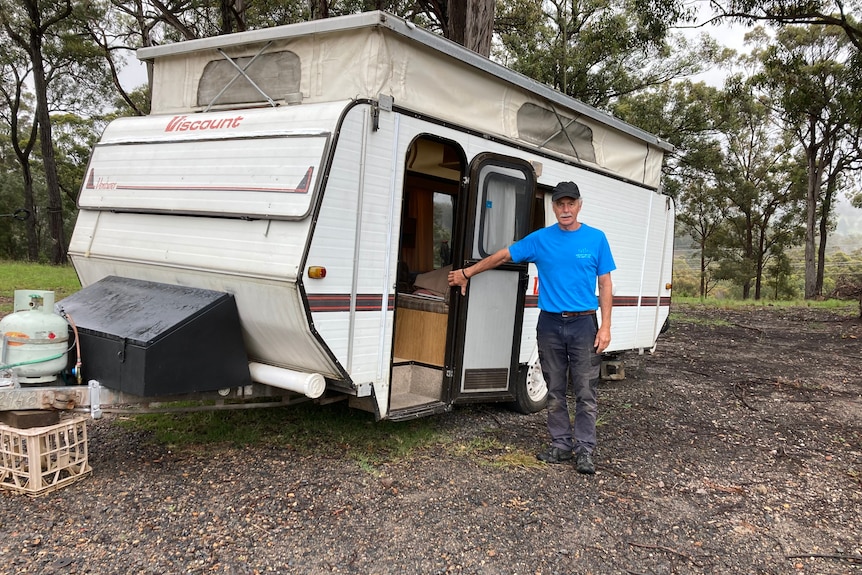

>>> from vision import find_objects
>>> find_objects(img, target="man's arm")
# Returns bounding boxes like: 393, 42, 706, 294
447, 247, 512, 296
595, 272, 613, 353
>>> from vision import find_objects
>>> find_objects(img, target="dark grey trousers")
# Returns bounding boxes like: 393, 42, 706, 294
536, 311, 602, 454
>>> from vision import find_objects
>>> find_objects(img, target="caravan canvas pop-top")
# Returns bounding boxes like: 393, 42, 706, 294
1, 12, 674, 421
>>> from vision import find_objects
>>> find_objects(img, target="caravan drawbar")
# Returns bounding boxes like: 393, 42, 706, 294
1, 11, 674, 421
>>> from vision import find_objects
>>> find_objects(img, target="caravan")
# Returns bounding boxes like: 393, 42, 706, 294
3, 12, 674, 420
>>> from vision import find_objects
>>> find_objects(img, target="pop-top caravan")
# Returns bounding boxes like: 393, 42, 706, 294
2, 12, 674, 420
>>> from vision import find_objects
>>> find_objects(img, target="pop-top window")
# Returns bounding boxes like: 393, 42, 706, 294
197, 51, 301, 107
517, 103, 596, 163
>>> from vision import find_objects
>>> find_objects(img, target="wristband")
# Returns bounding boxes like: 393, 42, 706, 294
461, 268, 469, 281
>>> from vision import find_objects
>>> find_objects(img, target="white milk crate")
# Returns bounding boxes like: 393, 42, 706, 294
0, 417, 91, 497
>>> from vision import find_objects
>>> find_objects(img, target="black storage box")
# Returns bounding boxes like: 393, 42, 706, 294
57, 276, 251, 396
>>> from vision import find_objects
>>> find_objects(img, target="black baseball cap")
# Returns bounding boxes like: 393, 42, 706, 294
551, 181, 581, 202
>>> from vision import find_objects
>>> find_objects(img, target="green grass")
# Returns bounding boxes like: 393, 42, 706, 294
117, 401, 450, 466
449, 435, 543, 469
670, 295, 859, 325
672, 295, 855, 310
0, 261, 80, 314
117, 403, 547, 470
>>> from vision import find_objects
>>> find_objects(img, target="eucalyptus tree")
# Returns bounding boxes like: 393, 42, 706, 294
0, 39, 40, 260
0, 0, 113, 263
707, 0, 862, 50
493, 0, 712, 107
0, 0, 73, 264
614, 80, 734, 298
713, 76, 805, 299
754, 24, 861, 298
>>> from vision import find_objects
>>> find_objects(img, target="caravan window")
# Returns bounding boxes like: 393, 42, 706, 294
475, 166, 531, 257
79, 133, 327, 220
198, 51, 301, 107
517, 103, 596, 163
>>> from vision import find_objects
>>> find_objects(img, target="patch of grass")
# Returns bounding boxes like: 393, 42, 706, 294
672, 295, 855, 310
448, 435, 543, 469
116, 401, 449, 465
670, 296, 859, 324
486, 450, 544, 470
0, 261, 80, 314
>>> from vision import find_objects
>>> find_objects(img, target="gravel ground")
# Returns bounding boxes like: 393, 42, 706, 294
1, 302, 861, 575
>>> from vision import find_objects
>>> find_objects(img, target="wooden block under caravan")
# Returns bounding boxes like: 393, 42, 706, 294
0, 410, 60, 429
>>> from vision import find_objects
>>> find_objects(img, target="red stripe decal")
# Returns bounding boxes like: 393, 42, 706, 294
310, 294, 668, 312
523, 295, 669, 309
308, 294, 395, 312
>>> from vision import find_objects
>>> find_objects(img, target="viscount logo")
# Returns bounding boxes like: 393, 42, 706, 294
165, 115, 244, 132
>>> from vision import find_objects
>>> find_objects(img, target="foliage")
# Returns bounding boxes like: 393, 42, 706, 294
753, 24, 862, 298
712, 74, 805, 299
708, 0, 862, 51
670, 257, 701, 297
493, 0, 711, 107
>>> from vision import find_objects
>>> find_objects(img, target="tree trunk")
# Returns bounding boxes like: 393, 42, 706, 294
22, 163, 39, 261
220, 0, 234, 34
447, 0, 494, 56
803, 121, 820, 299
310, 0, 328, 20
27, 19, 66, 264
754, 238, 764, 300
815, 185, 833, 297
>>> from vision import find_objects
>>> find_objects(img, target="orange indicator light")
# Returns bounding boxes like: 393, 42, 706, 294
308, 266, 327, 279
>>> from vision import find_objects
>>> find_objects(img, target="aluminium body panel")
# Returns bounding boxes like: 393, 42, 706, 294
304, 103, 402, 416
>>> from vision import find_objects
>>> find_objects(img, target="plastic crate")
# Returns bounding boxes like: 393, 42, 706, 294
0, 417, 91, 497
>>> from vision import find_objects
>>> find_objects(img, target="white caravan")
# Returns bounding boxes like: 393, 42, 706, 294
6, 12, 674, 420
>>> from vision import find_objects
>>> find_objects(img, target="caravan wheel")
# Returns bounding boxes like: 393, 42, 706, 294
513, 351, 547, 414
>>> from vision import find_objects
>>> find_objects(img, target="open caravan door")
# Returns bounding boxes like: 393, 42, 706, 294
450, 153, 535, 405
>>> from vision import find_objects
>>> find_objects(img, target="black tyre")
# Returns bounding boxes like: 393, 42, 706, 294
512, 352, 547, 414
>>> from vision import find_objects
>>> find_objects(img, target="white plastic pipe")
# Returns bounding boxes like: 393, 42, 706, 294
248, 362, 326, 399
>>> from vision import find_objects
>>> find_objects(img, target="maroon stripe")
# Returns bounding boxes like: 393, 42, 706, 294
524, 295, 669, 309
308, 294, 395, 312
310, 294, 669, 312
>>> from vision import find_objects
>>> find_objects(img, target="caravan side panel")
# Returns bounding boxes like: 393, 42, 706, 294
68, 104, 355, 381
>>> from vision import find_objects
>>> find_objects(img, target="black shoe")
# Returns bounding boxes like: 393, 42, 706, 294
575, 451, 595, 475
537, 447, 573, 464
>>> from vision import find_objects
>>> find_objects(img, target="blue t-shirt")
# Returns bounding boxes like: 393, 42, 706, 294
508, 223, 616, 313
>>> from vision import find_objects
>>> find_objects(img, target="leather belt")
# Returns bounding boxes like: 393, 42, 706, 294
559, 310, 596, 317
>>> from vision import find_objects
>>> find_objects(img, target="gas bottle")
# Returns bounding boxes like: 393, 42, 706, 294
0, 291, 69, 384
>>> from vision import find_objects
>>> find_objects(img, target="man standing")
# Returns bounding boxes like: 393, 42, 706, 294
448, 181, 615, 474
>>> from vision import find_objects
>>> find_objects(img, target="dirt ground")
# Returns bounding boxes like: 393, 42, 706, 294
1, 302, 860, 575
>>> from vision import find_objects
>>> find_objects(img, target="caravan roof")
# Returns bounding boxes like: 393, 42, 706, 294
138, 11, 671, 188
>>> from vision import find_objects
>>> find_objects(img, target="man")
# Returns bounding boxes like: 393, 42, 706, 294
448, 181, 615, 475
